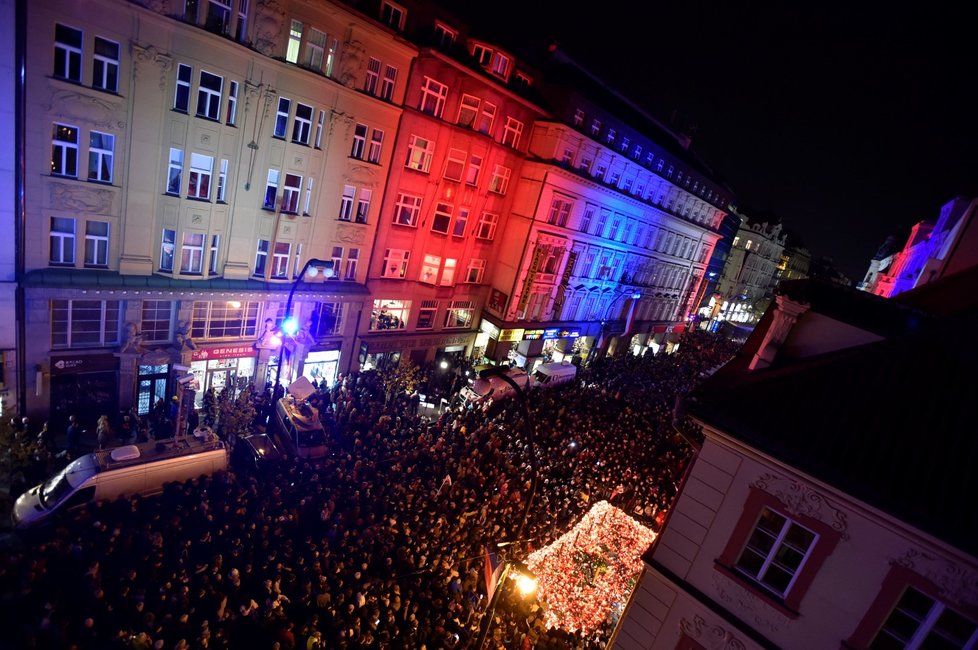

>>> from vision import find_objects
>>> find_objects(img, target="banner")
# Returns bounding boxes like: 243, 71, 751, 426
517, 244, 547, 314
551, 249, 577, 316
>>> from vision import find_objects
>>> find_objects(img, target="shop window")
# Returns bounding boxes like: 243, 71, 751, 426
370, 299, 410, 331
416, 300, 438, 329
313, 302, 346, 337
51, 299, 121, 348
141, 300, 174, 343
190, 300, 262, 339
444, 299, 473, 329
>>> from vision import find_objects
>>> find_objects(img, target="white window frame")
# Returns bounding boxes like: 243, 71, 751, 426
356, 189, 371, 224
735, 507, 818, 598
443, 148, 466, 182
367, 128, 384, 163
338, 185, 356, 221
54, 23, 83, 83
160, 228, 176, 272
874, 588, 978, 649
476, 212, 498, 240
226, 80, 239, 125
440, 258, 457, 286
380, 64, 397, 101
209, 234, 221, 274
419, 254, 441, 285
292, 103, 313, 144
488, 164, 511, 195
452, 207, 469, 238
235, 0, 249, 41
392, 192, 423, 227
217, 158, 229, 202
351, 123, 367, 159
380, 0, 406, 30
92, 36, 120, 92
302, 177, 314, 215
49, 217, 76, 265
419, 76, 448, 117
187, 153, 213, 199
477, 102, 496, 135
263, 168, 280, 210
83, 220, 109, 267
458, 94, 480, 128
196, 70, 223, 121
273, 97, 291, 138
314, 110, 325, 148
405, 134, 434, 172
271, 241, 291, 278
430, 202, 453, 235
434, 22, 456, 48
174, 63, 192, 111
381, 249, 410, 278
254, 239, 270, 277
52, 123, 79, 178
286, 19, 302, 64
51, 299, 121, 348
465, 258, 485, 283
141, 300, 175, 344
305, 27, 326, 70
180, 231, 205, 274
465, 154, 482, 186
443, 299, 473, 328
281, 173, 302, 213
416, 300, 438, 330
87, 131, 114, 183
344, 248, 359, 281
364, 57, 380, 94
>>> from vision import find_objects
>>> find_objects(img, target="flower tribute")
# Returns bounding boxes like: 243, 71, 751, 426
526, 500, 656, 634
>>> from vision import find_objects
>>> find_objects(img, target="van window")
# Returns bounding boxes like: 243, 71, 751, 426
62, 485, 96, 511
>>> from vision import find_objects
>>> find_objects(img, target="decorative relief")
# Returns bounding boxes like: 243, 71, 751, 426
200, 133, 212, 145
119, 322, 144, 354
679, 615, 746, 650
192, 214, 203, 224
893, 549, 978, 608
131, 42, 173, 92
345, 165, 378, 185
293, 156, 303, 166
335, 224, 367, 245
337, 39, 366, 89
711, 571, 791, 634
253, 0, 286, 57
49, 182, 114, 214
751, 472, 850, 540
43, 88, 126, 130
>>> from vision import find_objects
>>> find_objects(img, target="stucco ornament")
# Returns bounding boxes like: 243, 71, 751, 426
120, 322, 144, 354
751, 472, 851, 540
711, 571, 791, 634
43, 88, 127, 130
679, 615, 746, 650
337, 38, 366, 88
131, 42, 173, 91
172, 321, 197, 352
893, 549, 978, 608
255, 318, 279, 349
253, 0, 286, 57
49, 183, 114, 214
335, 224, 367, 245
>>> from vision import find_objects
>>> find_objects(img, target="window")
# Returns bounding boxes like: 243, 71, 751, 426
205, 0, 232, 34
92, 37, 119, 92
312, 110, 326, 148
548, 197, 572, 227
281, 173, 301, 213
443, 148, 465, 182
87, 131, 114, 183
381, 249, 410, 278
573, 108, 585, 126
581, 205, 595, 232
188, 153, 213, 199
746, 240, 753, 250
51, 123, 79, 177
160, 228, 176, 271
292, 103, 312, 144
440, 258, 457, 286
274, 97, 291, 138
49, 217, 76, 265
351, 123, 367, 159
502, 117, 523, 148
465, 154, 482, 186
356, 189, 371, 224
490, 52, 510, 78
217, 159, 229, 201
364, 57, 380, 94
595, 209, 610, 237
263, 169, 279, 209
344, 248, 359, 281
872, 588, 977, 649
190, 300, 262, 339
380, 64, 397, 101
305, 28, 326, 70
610, 217, 622, 240
286, 20, 302, 64
370, 299, 409, 331
405, 135, 434, 172
180, 231, 205, 274
361, 129, 382, 165
313, 302, 345, 337
209, 234, 220, 274
392, 192, 422, 226
465, 258, 485, 283
477, 102, 496, 135
452, 207, 469, 237
235, 0, 249, 41
54, 24, 83, 82
560, 149, 574, 165
620, 136, 630, 152
419, 254, 440, 284
84, 221, 109, 267
253, 239, 269, 276
174, 64, 192, 111
416, 300, 437, 329
444, 299, 473, 328
734, 508, 817, 597
590, 118, 601, 135
330, 246, 343, 272
606, 128, 616, 144
733, 236, 740, 247
434, 22, 456, 49
271, 242, 290, 278
514, 71, 532, 88
141, 301, 174, 343
458, 94, 480, 127
325, 36, 339, 77
419, 77, 448, 117
302, 177, 314, 214
476, 212, 498, 240
472, 43, 492, 67
430, 202, 452, 234
226, 80, 239, 125
488, 165, 510, 195
51, 300, 120, 348
338, 185, 355, 221
196, 71, 223, 121
380, 1, 406, 30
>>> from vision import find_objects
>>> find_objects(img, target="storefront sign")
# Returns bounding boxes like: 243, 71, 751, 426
486, 289, 508, 316
192, 344, 256, 361
479, 319, 501, 339
517, 244, 547, 313
498, 328, 524, 343
50, 353, 118, 375
314, 340, 343, 352
552, 250, 578, 315
523, 329, 545, 340
546, 328, 581, 340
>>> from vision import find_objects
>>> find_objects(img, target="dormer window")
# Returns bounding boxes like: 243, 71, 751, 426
490, 52, 510, 78
514, 71, 532, 88
606, 128, 616, 144
380, 1, 406, 31
470, 42, 512, 80
434, 22, 456, 49
472, 43, 492, 66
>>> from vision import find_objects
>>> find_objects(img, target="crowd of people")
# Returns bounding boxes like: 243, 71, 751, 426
0, 331, 739, 649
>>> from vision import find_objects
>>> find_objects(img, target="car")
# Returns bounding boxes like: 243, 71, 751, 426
232, 433, 284, 474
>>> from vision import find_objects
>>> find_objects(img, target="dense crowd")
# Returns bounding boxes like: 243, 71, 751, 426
0, 331, 738, 650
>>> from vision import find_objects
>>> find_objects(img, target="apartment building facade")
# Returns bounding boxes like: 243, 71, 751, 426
22, 0, 415, 422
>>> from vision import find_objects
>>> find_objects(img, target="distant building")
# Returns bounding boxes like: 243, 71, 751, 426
859, 196, 978, 297
777, 241, 810, 283
613, 271, 978, 650
855, 235, 899, 292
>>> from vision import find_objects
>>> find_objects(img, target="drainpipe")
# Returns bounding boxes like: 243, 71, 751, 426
15, 0, 27, 415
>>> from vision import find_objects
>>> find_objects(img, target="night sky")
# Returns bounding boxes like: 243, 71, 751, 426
449, 1, 978, 280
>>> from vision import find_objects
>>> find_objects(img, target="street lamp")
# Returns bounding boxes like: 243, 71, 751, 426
272, 258, 334, 392
470, 365, 539, 649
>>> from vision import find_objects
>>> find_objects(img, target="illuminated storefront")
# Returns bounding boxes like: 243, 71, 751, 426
190, 345, 257, 407
301, 344, 342, 387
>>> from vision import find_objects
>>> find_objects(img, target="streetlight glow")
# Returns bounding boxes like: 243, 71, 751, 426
282, 317, 300, 336
439, 360, 449, 370
514, 572, 538, 597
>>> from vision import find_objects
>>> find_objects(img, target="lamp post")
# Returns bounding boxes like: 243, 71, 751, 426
272, 258, 334, 392
470, 365, 539, 649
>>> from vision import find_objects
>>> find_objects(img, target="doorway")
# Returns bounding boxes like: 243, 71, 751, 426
137, 364, 170, 416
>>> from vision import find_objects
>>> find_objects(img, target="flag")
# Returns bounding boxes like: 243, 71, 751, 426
483, 546, 503, 599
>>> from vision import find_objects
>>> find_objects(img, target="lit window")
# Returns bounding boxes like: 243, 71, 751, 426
160, 228, 176, 271
292, 103, 312, 144
405, 134, 434, 172
351, 123, 367, 159
419, 76, 448, 117
51, 123, 79, 178
735, 508, 817, 597
49, 217, 76, 265
92, 37, 119, 92
381, 249, 410, 278
392, 193, 422, 226
54, 24, 83, 82
253, 239, 269, 276
440, 258, 457, 286
367, 128, 384, 163
190, 301, 262, 339
380, 0, 406, 30
180, 231, 205, 274
187, 153, 213, 199
419, 254, 441, 284
286, 19, 302, 64
271, 241, 290, 278
370, 299, 410, 331
84, 221, 109, 267
273, 97, 291, 138
488, 164, 511, 195
263, 168, 279, 210
746, 239, 753, 250
174, 64, 192, 111
87, 131, 114, 183
364, 57, 380, 94
226, 80, 239, 125
281, 173, 301, 213
444, 299, 473, 328
196, 70, 223, 120
430, 202, 452, 234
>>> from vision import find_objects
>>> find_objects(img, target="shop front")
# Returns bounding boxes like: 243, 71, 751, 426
358, 332, 474, 371
190, 344, 257, 407
301, 341, 342, 387
50, 352, 119, 428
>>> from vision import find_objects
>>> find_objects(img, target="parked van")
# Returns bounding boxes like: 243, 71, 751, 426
274, 396, 328, 459
12, 434, 227, 529
459, 367, 530, 404
531, 362, 578, 388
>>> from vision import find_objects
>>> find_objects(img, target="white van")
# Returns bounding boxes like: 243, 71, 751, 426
459, 367, 530, 404
12, 435, 227, 529
274, 397, 328, 459
531, 362, 578, 388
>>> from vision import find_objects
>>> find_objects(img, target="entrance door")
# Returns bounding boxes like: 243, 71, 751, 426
137, 364, 170, 415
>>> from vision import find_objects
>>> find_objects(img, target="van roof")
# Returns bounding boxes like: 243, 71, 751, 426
93, 436, 225, 472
